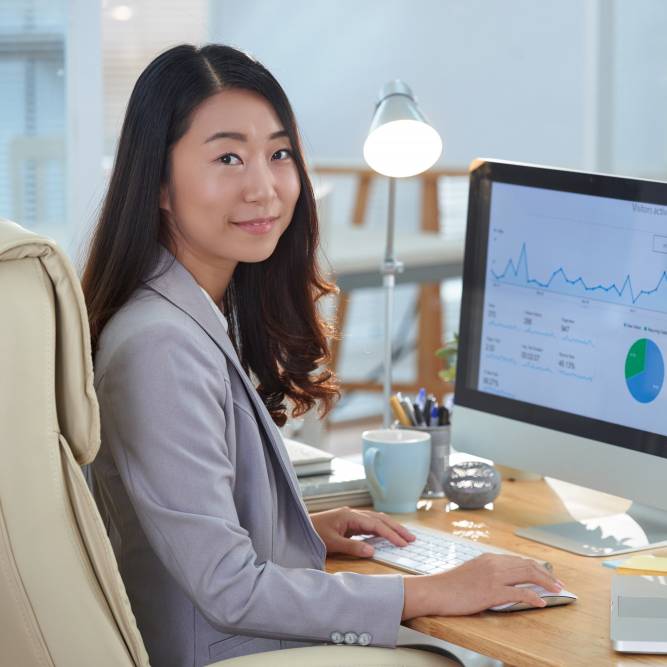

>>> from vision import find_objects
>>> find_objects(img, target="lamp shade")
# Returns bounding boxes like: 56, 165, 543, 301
363, 80, 442, 178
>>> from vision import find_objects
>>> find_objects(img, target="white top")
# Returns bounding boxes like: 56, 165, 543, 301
199, 286, 228, 332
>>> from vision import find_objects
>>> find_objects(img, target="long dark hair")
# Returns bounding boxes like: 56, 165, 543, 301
81, 44, 339, 425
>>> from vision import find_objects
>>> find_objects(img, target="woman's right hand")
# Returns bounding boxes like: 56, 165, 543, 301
402, 553, 564, 619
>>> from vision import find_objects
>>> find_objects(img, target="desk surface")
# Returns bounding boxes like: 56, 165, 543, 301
325, 477, 667, 667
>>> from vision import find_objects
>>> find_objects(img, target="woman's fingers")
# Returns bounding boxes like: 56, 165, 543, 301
370, 511, 416, 542
502, 560, 562, 592
328, 534, 376, 558
311, 507, 417, 556
332, 509, 419, 557
502, 585, 547, 608
350, 511, 410, 548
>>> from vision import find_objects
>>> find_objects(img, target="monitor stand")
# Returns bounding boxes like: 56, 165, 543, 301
516, 503, 667, 556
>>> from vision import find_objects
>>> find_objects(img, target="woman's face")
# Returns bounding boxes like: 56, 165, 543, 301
161, 88, 301, 272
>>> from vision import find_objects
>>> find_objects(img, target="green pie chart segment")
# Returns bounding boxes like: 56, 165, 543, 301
625, 338, 664, 404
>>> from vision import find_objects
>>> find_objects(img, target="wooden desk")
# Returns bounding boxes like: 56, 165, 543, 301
325, 477, 667, 667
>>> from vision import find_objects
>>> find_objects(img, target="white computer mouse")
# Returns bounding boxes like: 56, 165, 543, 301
490, 584, 578, 612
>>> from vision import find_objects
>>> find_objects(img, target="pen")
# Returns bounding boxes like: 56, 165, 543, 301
430, 405, 439, 426
417, 387, 426, 411
400, 397, 417, 425
424, 396, 433, 426
413, 402, 424, 426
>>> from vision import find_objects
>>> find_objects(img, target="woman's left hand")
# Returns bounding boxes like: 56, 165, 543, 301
310, 506, 416, 558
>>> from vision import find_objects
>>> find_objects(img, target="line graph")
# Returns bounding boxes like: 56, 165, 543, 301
491, 242, 667, 311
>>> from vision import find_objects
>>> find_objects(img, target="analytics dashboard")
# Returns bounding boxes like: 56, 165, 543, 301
477, 181, 667, 437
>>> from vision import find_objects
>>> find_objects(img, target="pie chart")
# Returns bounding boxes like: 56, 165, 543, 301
625, 338, 664, 404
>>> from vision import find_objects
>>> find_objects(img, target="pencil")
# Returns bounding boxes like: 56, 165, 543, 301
390, 395, 411, 426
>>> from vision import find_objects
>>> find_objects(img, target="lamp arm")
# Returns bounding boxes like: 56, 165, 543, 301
382, 177, 404, 427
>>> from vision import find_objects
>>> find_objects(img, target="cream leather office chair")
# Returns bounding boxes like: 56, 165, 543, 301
0, 218, 458, 666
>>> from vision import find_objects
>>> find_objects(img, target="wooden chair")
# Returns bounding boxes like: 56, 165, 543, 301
312, 166, 468, 402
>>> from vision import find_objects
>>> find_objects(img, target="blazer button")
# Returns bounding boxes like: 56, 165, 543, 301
344, 632, 358, 645
358, 632, 372, 646
330, 631, 344, 644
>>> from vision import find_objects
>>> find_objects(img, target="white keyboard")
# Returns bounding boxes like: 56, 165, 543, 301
363, 523, 529, 575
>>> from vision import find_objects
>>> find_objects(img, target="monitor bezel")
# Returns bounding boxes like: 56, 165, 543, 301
455, 159, 667, 461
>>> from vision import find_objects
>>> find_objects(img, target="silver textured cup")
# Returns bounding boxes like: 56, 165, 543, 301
397, 423, 450, 497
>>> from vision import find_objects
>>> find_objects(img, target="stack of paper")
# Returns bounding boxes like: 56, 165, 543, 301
297, 457, 371, 512
282, 437, 372, 511
283, 437, 334, 477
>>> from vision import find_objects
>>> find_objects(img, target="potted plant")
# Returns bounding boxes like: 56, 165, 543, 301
435, 334, 458, 386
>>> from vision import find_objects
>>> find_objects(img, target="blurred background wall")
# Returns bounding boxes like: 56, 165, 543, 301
2, 0, 666, 425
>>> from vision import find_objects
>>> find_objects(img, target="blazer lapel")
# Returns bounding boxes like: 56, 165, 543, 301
143, 248, 325, 559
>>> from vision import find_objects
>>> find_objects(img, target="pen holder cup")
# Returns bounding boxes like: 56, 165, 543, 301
396, 423, 451, 498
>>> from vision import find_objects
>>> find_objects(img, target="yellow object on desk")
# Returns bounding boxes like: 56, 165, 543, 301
389, 395, 411, 426
604, 554, 667, 575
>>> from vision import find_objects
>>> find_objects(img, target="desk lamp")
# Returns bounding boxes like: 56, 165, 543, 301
363, 80, 442, 427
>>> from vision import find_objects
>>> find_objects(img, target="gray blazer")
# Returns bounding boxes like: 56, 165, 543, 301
92, 248, 404, 666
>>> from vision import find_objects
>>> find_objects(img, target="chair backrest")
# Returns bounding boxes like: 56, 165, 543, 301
0, 218, 149, 666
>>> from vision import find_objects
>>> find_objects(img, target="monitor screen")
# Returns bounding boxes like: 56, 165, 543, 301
456, 160, 667, 461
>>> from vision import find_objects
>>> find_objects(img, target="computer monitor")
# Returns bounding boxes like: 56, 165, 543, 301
453, 159, 667, 556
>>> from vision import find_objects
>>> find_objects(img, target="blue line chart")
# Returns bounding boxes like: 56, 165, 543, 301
491, 242, 667, 310
525, 327, 556, 338
562, 335, 595, 347
558, 370, 593, 382
489, 321, 519, 331
522, 362, 553, 373
490, 321, 557, 338
485, 353, 518, 365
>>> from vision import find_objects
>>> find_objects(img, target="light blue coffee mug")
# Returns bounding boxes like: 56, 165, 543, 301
362, 429, 431, 513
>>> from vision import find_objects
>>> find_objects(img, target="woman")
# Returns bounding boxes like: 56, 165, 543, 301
83, 44, 560, 666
